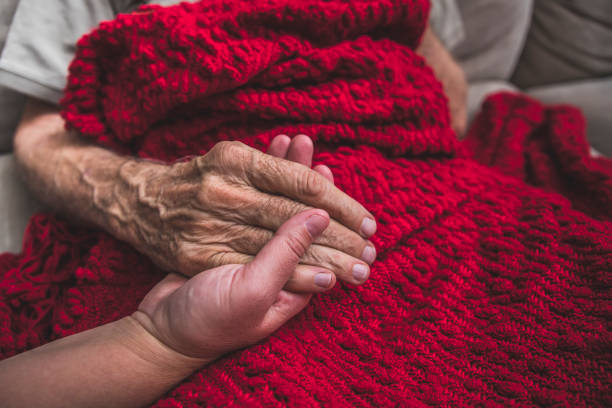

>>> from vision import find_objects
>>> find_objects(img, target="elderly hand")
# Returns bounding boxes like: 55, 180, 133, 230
134, 209, 330, 362
119, 135, 376, 292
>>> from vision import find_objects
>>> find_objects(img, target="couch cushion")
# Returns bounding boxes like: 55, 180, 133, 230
0, 0, 22, 153
512, 0, 612, 88
453, 0, 533, 82
0, 153, 43, 253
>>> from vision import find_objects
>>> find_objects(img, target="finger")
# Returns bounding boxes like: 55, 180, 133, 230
313, 164, 334, 184
177, 237, 254, 275
284, 264, 336, 293
286, 134, 313, 167
219, 189, 373, 262
302, 244, 371, 286
259, 290, 312, 334
181, 220, 368, 292
241, 209, 329, 305
267, 134, 291, 157
183, 220, 373, 289
178, 213, 374, 282
245, 148, 377, 238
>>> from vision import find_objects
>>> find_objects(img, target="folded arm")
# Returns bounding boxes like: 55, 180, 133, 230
417, 24, 468, 137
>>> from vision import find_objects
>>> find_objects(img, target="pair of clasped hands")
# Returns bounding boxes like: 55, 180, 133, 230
135, 134, 376, 365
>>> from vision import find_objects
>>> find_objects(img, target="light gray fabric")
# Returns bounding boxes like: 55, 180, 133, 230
0, 0, 126, 252
0, 0, 22, 153
429, 0, 465, 51
466, 80, 519, 124
512, 0, 612, 89
0, 153, 43, 253
526, 78, 612, 157
0, 0, 18, 45
0, 0, 194, 105
0, 0, 119, 104
0, 0, 195, 252
453, 0, 533, 82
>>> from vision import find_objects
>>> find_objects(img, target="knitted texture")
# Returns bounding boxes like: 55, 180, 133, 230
1, 0, 611, 406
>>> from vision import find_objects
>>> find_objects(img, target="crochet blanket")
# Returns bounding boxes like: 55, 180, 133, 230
1, 0, 611, 406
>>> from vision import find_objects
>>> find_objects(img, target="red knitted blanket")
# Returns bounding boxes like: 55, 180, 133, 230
1, 0, 611, 406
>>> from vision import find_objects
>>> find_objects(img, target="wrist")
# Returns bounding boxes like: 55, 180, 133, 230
110, 159, 201, 272
104, 159, 172, 257
114, 314, 209, 377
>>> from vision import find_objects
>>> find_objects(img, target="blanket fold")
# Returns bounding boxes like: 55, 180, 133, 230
1, 0, 610, 406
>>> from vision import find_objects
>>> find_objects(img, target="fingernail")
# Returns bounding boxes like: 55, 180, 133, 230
360, 217, 377, 237
361, 245, 377, 264
305, 213, 328, 237
352, 264, 369, 282
314, 273, 332, 288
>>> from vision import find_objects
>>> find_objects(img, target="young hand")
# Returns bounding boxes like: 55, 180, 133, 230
133, 209, 331, 362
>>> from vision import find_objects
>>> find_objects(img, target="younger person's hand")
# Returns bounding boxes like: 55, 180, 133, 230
133, 209, 330, 362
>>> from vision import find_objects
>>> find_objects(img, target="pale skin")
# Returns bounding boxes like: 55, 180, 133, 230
11, 23, 464, 292
0, 21, 467, 406
417, 24, 468, 137
14, 101, 377, 292
0, 208, 331, 407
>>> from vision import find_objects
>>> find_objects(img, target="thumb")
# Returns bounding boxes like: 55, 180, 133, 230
241, 209, 329, 306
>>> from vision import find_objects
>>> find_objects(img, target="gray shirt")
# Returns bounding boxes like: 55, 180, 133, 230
0, 0, 145, 105
0, 0, 459, 152
0, 0, 190, 151
0, 0, 461, 103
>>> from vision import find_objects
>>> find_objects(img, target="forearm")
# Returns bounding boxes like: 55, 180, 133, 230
0, 316, 205, 408
417, 25, 468, 136
417, 25, 457, 79
13, 99, 377, 285
13, 99, 171, 263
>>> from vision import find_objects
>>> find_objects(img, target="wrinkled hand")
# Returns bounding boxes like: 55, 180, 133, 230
121, 135, 376, 292
133, 209, 329, 362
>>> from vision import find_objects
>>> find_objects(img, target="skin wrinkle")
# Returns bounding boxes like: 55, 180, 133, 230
62, 148, 128, 225
14, 101, 375, 290
126, 153, 363, 276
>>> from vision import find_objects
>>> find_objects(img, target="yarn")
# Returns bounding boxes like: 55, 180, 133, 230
1, 0, 611, 406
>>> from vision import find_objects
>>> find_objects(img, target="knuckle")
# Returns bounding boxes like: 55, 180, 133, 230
260, 195, 279, 215
254, 151, 282, 180
209, 140, 231, 157
299, 169, 326, 199
208, 141, 246, 166
305, 247, 342, 275
204, 179, 233, 202
283, 230, 311, 260
263, 195, 304, 221
207, 251, 235, 267
176, 243, 213, 274
325, 224, 366, 258
284, 271, 309, 293
199, 178, 247, 214
303, 245, 356, 280
198, 169, 217, 192
231, 225, 269, 253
